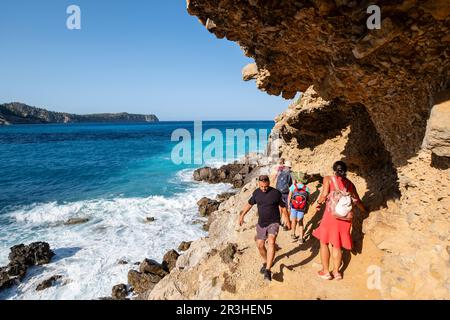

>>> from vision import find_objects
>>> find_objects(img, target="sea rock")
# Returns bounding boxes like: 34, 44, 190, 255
0, 269, 16, 291
0, 242, 55, 293
197, 197, 220, 217
5, 261, 27, 279
36, 275, 63, 291
127, 270, 162, 294
216, 192, 236, 202
178, 241, 192, 252
9, 242, 55, 266
193, 163, 255, 188
64, 218, 90, 225
139, 259, 168, 278
112, 283, 128, 300
162, 250, 180, 272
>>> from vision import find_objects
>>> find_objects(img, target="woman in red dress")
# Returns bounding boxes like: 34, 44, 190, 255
312, 161, 367, 280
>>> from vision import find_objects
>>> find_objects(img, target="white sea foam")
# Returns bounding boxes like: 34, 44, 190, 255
0, 174, 232, 300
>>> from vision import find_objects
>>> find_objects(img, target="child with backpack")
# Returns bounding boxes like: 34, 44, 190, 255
287, 178, 310, 244
274, 161, 294, 230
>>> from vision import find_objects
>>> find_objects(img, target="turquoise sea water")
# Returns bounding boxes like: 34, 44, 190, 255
0, 121, 273, 299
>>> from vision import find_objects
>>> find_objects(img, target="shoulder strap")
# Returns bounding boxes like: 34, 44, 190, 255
330, 176, 340, 191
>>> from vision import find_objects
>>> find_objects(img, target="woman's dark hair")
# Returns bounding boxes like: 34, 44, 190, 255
333, 161, 348, 178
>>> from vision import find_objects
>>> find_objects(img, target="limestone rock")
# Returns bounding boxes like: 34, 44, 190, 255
423, 92, 450, 157
178, 241, 192, 252
242, 63, 258, 81
197, 197, 220, 216
128, 270, 162, 294
162, 250, 180, 272
139, 259, 168, 278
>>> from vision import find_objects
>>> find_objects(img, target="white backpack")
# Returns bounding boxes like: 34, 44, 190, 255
328, 176, 353, 220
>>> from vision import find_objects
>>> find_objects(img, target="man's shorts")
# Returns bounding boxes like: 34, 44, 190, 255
290, 209, 305, 220
256, 223, 280, 241
281, 193, 289, 207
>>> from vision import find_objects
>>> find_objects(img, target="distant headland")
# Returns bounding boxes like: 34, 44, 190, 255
0, 102, 159, 125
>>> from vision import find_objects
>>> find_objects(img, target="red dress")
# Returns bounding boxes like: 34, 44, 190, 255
312, 176, 359, 250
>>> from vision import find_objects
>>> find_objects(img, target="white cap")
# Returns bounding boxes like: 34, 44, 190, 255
285, 161, 292, 168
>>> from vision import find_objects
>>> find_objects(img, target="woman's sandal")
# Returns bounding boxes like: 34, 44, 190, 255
332, 272, 343, 280
317, 270, 332, 280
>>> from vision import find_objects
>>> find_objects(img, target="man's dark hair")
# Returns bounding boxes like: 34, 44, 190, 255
258, 175, 270, 182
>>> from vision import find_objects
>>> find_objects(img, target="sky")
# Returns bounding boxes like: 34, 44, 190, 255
0, 1, 293, 121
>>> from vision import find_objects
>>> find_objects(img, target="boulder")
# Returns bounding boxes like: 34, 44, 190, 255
139, 259, 168, 277
111, 284, 128, 300
216, 192, 236, 202
127, 270, 162, 294
178, 241, 192, 252
193, 163, 255, 187
423, 93, 450, 157
162, 250, 180, 272
0, 269, 16, 291
5, 261, 27, 279
8, 242, 54, 267
1, 242, 55, 293
36, 275, 63, 291
197, 197, 220, 217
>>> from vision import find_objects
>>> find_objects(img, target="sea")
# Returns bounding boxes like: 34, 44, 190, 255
0, 121, 274, 300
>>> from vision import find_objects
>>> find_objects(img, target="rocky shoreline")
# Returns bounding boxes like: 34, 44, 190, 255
103, 160, 255, 300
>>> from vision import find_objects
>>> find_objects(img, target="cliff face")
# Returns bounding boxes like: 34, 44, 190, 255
188, 0, 449, 166
0, 103, 159, 124
184, 0, 449, 299
145, 1, 449, 300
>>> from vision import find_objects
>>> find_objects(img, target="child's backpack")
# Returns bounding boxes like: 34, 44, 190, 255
291, 183, 308, 211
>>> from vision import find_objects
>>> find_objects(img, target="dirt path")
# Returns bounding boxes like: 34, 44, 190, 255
221, 180, 384, 300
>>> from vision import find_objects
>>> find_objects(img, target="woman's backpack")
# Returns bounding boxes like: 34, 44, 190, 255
291, 184, 308, 211
327, 176, 353, 221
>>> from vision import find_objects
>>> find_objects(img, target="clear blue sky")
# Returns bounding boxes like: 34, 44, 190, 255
0, 0, 292, 121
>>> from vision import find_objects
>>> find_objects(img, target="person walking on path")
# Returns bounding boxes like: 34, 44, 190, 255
287, 179, 310, 244
274, 160, 293, 230
238, 175, 291, 282
312, 161, 367, 280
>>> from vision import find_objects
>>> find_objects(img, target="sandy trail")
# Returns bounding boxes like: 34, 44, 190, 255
221, 180, 384, 300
